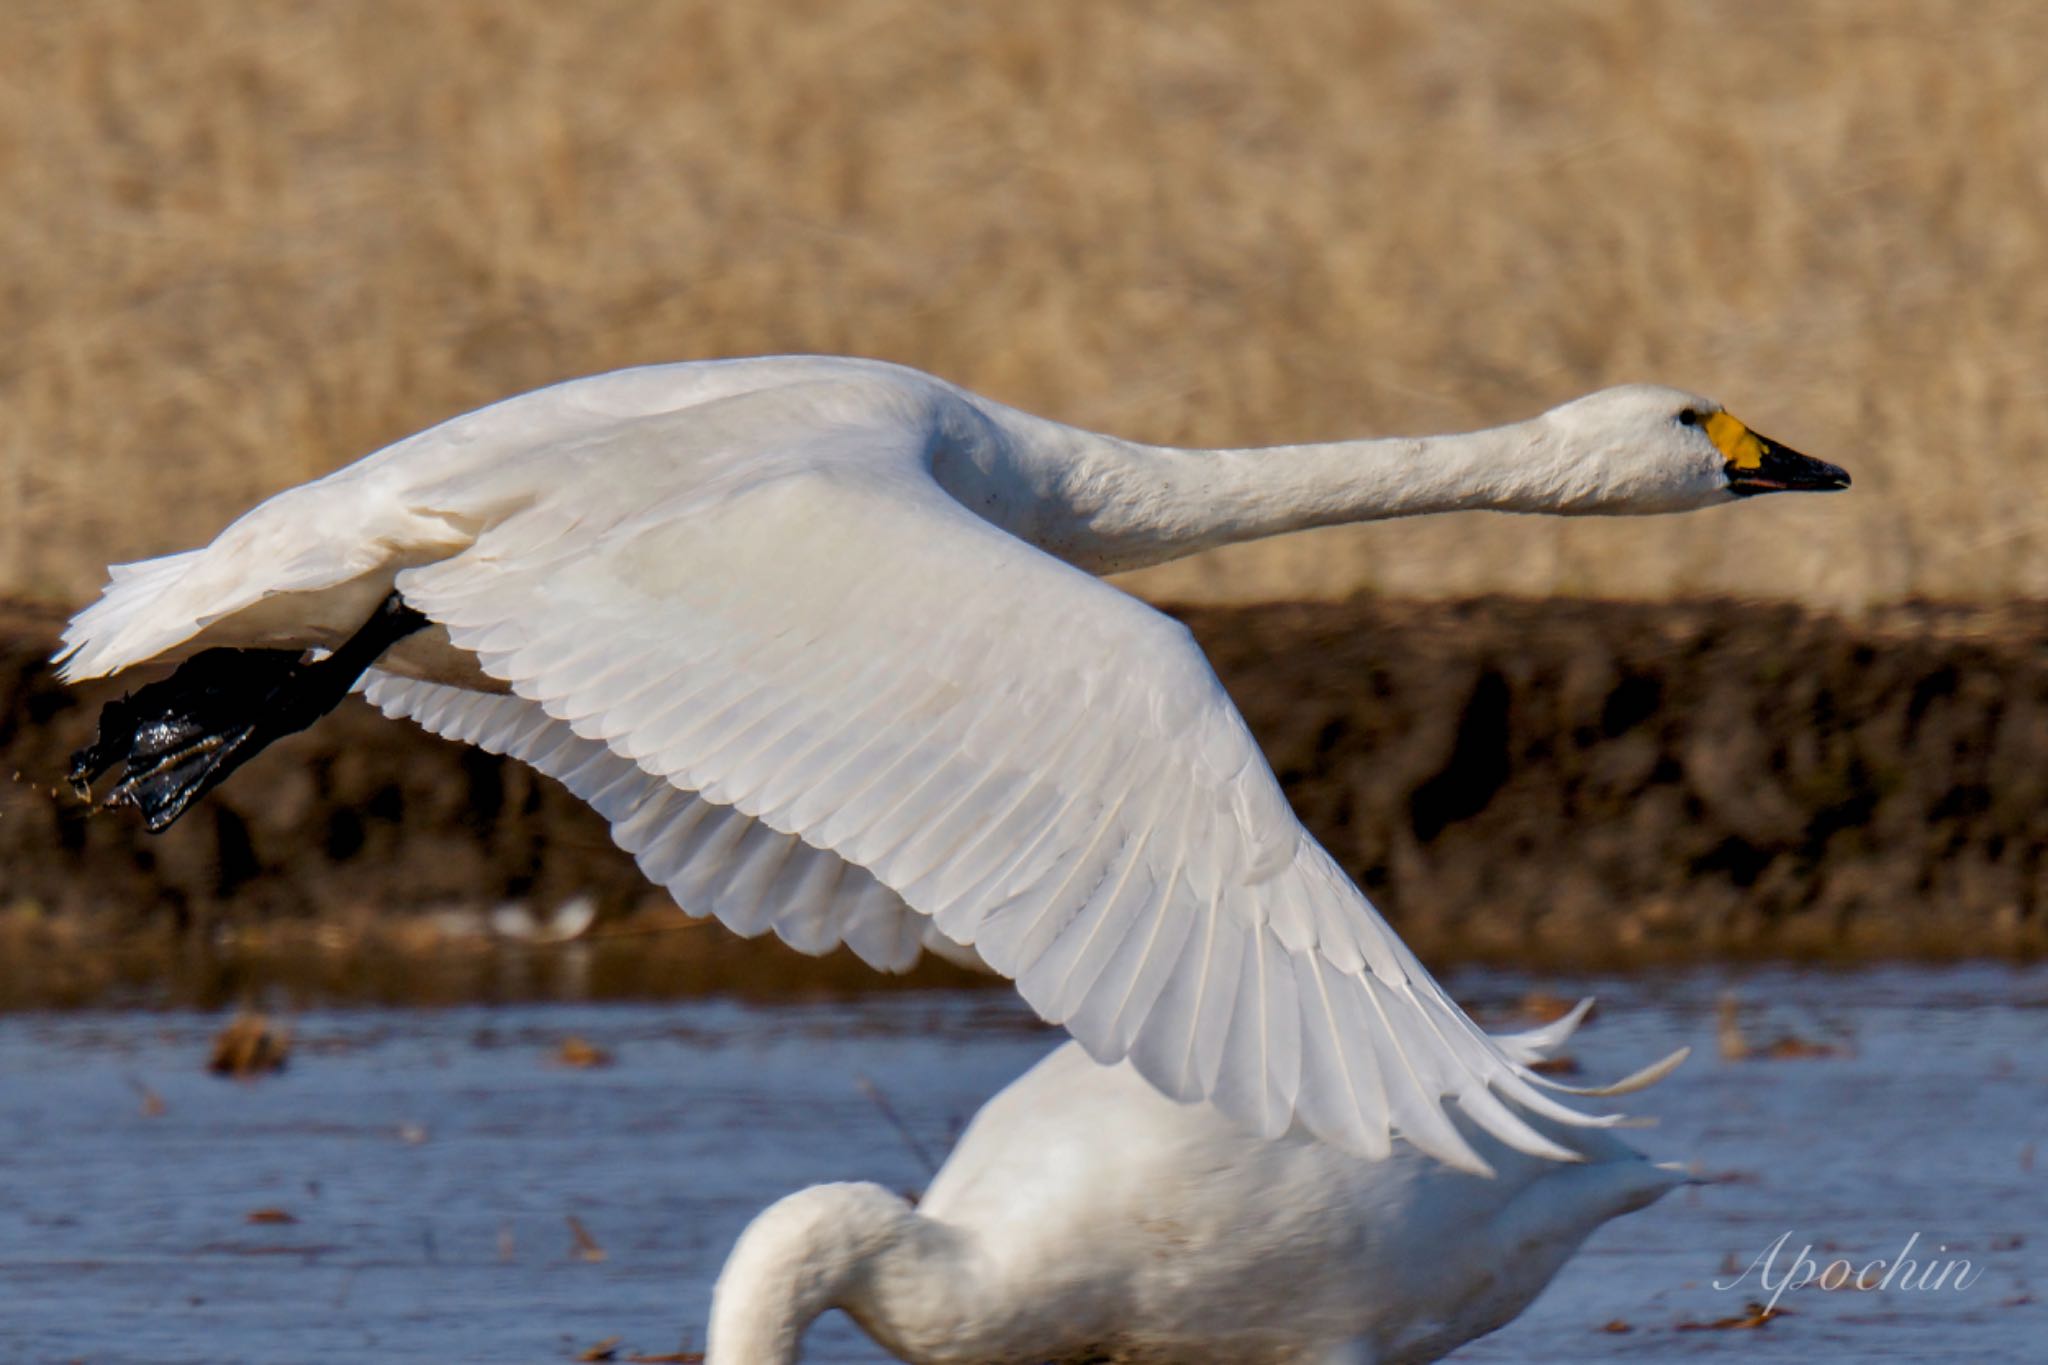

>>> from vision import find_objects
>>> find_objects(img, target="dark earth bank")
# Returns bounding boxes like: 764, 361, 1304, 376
1, 596, 2042, 1007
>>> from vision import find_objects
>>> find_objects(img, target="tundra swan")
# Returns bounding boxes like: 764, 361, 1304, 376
710, 1004, 1683, 1364
58, 355, 1845, 1171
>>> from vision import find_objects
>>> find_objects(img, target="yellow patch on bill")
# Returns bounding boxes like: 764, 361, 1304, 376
1703, 411, 1766, 470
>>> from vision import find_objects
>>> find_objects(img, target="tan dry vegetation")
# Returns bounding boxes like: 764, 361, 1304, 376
1, 0, 2044, 608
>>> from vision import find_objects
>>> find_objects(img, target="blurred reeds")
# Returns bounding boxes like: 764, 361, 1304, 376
3, 1, 2044, 608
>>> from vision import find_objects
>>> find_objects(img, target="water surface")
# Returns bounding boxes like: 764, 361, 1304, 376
0, 964, 2041, 1363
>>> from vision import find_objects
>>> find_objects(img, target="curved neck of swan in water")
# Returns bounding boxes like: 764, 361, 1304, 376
950, 405, 1576, 575
707, 1183, 980, 1365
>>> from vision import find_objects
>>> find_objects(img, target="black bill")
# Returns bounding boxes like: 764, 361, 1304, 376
1725, 436, 1852, 496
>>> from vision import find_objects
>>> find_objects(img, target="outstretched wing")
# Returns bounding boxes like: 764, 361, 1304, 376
386, 407, 1623, 1174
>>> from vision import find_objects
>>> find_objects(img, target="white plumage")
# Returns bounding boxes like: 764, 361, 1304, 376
708, 1011, 1685, 1365
61, 355, 1841, 1170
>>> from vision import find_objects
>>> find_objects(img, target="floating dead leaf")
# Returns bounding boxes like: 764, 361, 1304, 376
130, 1078, 166, 1117
554, 1036, 614, 1069
245, 1207, 298, 1225
578, 1338, 621, 1362
208, 1013, 290, 1077
1991, 1233, 2026, 1251
1599, 1319, 1633, 1333
1676, 1301, 1789, 1331
1528, 1053, 1581, 1076
568, 1214, 607, 1262
2020, 1143, 2035, 1173
626, 1352, 705, 1364
2003, 1293, 2035, 1308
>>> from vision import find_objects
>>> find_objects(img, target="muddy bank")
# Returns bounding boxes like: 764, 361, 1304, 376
1, 597, 2042, 1005
1187, 597, 2048, 964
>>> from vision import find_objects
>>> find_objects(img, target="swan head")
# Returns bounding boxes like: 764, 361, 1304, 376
1538, 385, 1850, 514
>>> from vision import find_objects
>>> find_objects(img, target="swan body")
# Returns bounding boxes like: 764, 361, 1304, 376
59, 355, 1842, 1172
709, 1023, 1684, 1365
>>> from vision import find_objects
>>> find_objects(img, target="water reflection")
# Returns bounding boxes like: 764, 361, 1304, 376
0, 965, 2040, 1363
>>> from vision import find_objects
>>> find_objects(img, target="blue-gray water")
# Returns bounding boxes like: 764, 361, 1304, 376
0, 965, 2042, 1364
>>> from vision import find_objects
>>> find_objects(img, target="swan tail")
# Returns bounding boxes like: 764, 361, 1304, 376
55, 480, 475, 683
56, 548, 212, 681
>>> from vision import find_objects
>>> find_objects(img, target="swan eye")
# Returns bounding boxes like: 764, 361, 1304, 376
1676, 409, 1702, 428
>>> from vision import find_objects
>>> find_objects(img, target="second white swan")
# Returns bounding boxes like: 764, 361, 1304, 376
709, 1003, 1683, 1364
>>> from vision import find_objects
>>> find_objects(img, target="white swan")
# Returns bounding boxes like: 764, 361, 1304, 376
709, 1006, 1685, 1365
58, 355, 1845, 1171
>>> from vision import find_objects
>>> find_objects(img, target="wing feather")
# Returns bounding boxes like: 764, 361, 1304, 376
357, 670, 936, 973
324, 390, 1650, 1169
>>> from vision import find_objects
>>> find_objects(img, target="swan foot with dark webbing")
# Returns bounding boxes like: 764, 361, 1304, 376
68, 592, 426, 831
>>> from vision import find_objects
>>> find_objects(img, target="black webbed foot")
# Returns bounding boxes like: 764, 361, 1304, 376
69, 647, 319, 831
68, 592, 428, 833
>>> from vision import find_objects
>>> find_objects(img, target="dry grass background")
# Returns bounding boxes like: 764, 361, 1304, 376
2, 0, 2045, 608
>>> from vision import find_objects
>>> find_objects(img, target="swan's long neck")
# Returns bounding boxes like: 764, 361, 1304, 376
1152, 425, 1564, 556
707, 1183, 978, 1365
955, 402, 1575, 574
